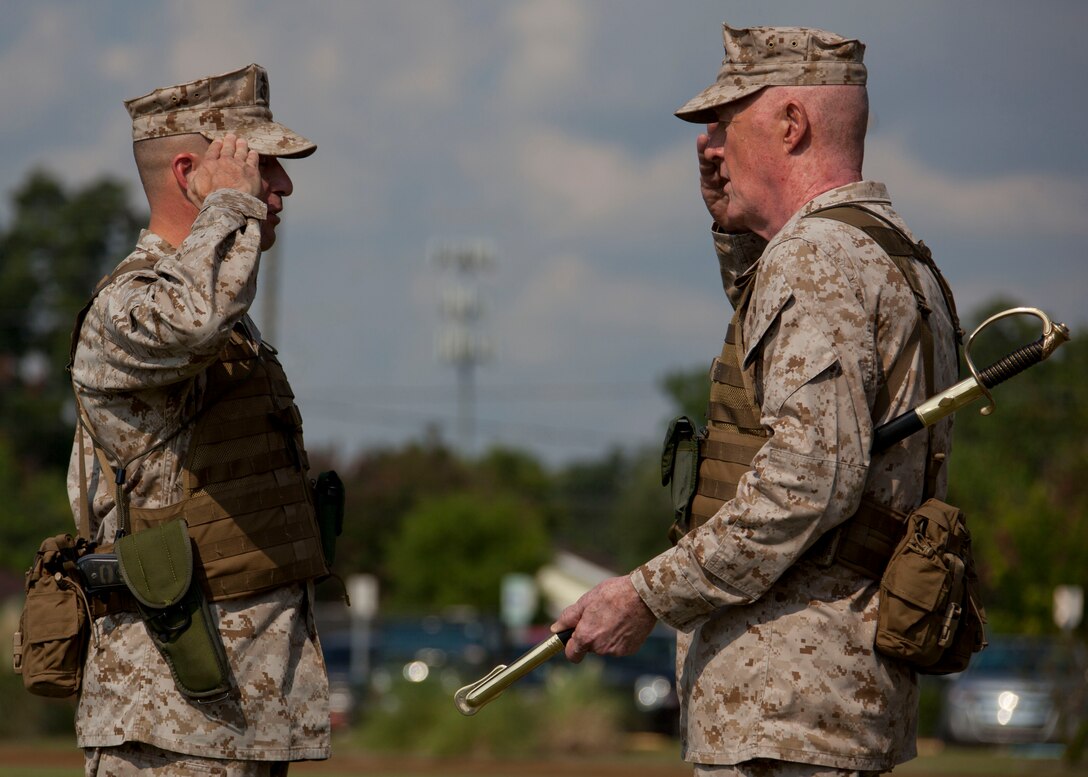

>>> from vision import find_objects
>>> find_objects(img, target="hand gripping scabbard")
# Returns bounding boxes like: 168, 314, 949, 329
116, 518, 231, 700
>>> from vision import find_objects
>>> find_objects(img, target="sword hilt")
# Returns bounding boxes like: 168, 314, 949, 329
872, 307, 1070, 452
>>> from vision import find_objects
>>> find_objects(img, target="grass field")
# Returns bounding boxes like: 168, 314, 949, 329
1, 739, 1083, 777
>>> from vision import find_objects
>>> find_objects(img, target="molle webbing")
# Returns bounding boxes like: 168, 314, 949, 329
691, 300, 768, 529
72, 257, 327, 607
125, 328, 327, 601
684, 205, 953, 580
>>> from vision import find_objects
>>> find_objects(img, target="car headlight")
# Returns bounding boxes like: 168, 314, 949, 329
403, 660, 430, 683
634, 674, 673, 712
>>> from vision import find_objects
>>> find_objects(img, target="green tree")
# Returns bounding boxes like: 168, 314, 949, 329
0, 170, 143, 471
660, 365, 710, 423
552, 446, 673, 573
947, 300, 1087, 634
384, 491, 550, 612
0, 433, 73, 572
323, 439, 470, 592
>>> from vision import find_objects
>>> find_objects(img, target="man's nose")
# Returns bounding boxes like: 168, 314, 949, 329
267, 159, 293, 197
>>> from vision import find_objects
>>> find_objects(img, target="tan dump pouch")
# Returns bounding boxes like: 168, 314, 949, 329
13, 535, 92, 698
117, 519, 231, 699
874, 499, 986, 674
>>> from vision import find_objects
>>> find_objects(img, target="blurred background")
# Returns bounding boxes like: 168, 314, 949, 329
1, 1, 1086, 773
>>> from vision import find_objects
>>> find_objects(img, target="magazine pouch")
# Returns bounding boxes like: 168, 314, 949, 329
116, 518, 231, 699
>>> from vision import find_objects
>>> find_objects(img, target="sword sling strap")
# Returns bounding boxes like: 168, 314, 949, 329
804, 205, 961, 577
664, 204, 960, 580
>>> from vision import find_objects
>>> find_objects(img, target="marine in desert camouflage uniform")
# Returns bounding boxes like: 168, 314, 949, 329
69, 65, 328, 777
552, 24, 959, 776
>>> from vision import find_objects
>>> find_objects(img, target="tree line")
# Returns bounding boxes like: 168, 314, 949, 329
1, 170, 1084, 637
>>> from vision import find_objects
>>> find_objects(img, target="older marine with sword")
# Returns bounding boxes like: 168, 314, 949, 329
457, 21, 1071, 777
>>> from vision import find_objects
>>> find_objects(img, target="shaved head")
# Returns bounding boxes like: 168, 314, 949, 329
754, 84, 869, 172
132, 134, 210, 204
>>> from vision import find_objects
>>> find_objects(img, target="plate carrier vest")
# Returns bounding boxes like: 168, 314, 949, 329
71, 254, 329, 603
671, 205, 960, 580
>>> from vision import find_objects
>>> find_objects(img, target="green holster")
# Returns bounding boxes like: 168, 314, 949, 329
116, 518, 231, 700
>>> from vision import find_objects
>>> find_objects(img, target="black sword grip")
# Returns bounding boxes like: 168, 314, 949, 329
976, 336, 1046, 389
871, 334, 1051, 453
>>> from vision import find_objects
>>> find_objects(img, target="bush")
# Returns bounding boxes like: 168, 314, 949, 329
351, 661, 626, 758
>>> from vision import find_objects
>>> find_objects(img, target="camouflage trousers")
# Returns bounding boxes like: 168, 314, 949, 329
84, 742, 291, 777
694, 760, 884, 777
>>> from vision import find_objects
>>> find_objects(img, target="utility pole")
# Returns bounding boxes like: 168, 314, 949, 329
430, 239, 496, 455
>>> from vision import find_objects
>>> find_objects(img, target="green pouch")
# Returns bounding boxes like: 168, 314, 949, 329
117, 518, 231, 699
661, 416, 701, 544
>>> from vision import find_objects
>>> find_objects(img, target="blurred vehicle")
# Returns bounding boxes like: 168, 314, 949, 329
598, 624, 679, 734
940, 633, 1088, 745
368, 613, 504, 698
320, 629, 361, 730
502, 623, 679, 734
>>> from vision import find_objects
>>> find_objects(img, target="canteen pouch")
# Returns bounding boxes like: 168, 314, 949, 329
13, 534, 93, 697
875, 499, 986, 674
116, 518, 231, 699
661, 416, 702, 545
314, 470, 345, 567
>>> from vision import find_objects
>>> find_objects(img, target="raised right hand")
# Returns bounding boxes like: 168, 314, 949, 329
185, 133, 262, 208
697, 125, 730, 227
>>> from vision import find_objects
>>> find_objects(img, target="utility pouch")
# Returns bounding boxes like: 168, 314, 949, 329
661, 416, 702, 545
116, 518, 231, 700
13, 534, 93, 697
314, 470, 345, 567
875, 499, 987, 674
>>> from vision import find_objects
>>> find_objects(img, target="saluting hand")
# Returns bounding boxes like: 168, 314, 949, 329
697, 125, 730, 228
185, 133, 262, 208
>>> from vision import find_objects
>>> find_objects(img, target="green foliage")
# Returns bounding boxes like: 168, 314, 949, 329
353, 675, 540, 757
659, 365, 710, 424
0, 434, 74, 572
947, 300, 1087, 635
351, 662, 625, 758
551, 447, 673, 573
384, 491, 550, 612
0, 666, 75, 738
0, 170, 143, 471
324, 440, 470, 594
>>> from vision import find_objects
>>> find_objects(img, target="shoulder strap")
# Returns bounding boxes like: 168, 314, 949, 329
67, 254, 159, 369
68, 252, 186, 540
806, 204, 957, 498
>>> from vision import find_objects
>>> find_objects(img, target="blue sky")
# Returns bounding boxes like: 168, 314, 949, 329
2, 1, 1085, 464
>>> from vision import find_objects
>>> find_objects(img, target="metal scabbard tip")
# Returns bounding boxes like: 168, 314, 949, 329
454, 664, 507, 716
453, 629, 573, 716
454, 685, 481, 716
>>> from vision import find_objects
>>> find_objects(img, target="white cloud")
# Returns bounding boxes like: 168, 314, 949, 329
0, 7, 82, 131
498, 251, 721, 368
867, 134, 1088, 237
458, 126, 694, 240
499, 0, 593, 110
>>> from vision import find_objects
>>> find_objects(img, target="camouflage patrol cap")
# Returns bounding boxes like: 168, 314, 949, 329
124, 63, 316, 158
676, 24, 867, 123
